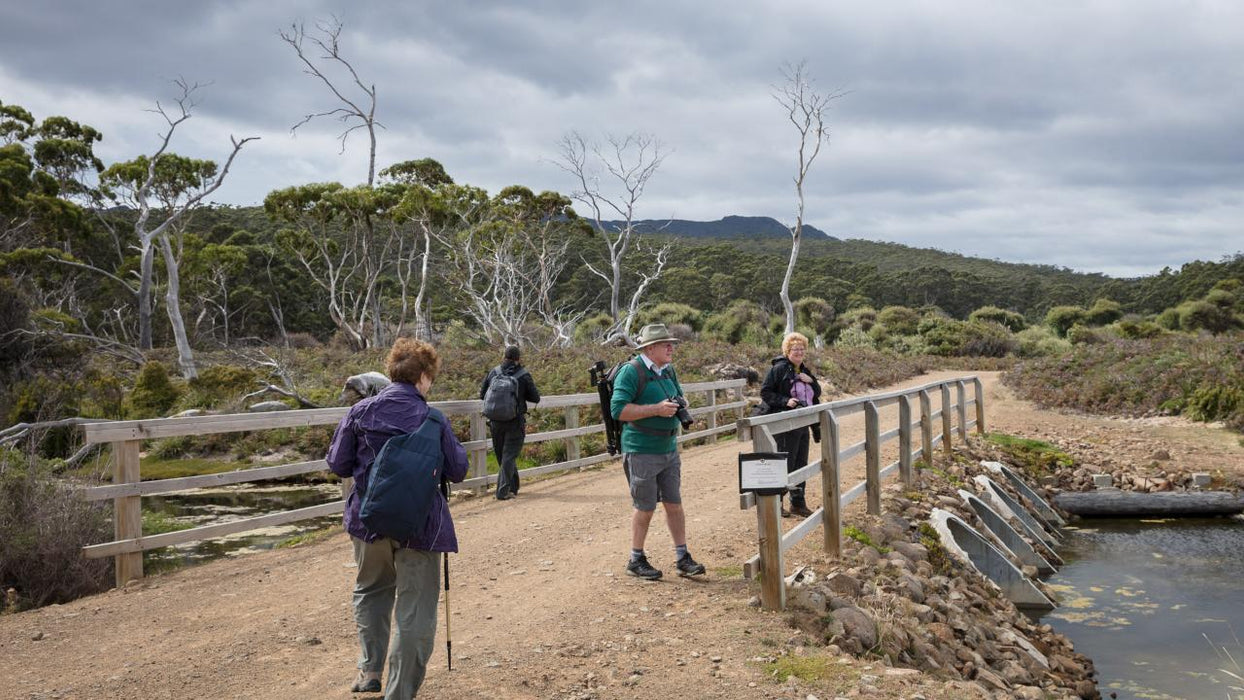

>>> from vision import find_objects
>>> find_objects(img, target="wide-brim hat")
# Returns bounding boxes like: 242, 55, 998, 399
633, 323, 682, 350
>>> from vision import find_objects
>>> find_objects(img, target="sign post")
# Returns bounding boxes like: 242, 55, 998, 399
740, 452, 788, 610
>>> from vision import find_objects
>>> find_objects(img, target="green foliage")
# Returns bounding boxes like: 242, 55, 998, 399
917, 522, 954, 576
141, 509, 192, 535
1013, 326, 1071, 358
1005, 333, 1244, 433
834, 326, 876, 349
875, 305, 921, 336
1084, 298, 1124, 326
185, 364, 259, 409
126, 361, 182, 418
984, 433, 1074, 476
1113, 318, 1165, 340
634, 302, 704, 332
794, 297, 835, 339
1045, 305, 1086, 337
969, 305, 1026, 332
1184, 385, 1242, 423
703, 299, 771, 344
1178, 299, 1242, 334
1066, 324, 1105, 345
573, 313, 614, 344
763, 654, 857, 684
0, 453, 111, 610
843, 525, 891, 554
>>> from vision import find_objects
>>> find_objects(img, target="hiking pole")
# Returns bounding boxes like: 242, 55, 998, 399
441, 477, 452, 671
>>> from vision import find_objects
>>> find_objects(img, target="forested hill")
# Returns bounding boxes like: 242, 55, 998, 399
595, 215, 835, 240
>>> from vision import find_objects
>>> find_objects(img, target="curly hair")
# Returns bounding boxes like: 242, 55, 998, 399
385, 338, 440, 386
781, 332, 809, 359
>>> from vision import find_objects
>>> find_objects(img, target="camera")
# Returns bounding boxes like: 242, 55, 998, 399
670, 396, 694, 430
793, 399, 808, 408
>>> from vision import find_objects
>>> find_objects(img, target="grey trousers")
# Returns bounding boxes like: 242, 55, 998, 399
352, 538, 442, 700
489, 417, 526, 498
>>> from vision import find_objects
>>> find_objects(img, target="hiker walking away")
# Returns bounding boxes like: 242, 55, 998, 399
760, 331, 822, 518
327, 338, 468, 699
479, 345, 541, 500
610, 323, 706, 580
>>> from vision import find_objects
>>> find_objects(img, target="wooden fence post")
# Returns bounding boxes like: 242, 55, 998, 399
753, 425, 785, 611
940, 384, 953, 457
112, 439, 143, 587
707, 389, 718, 431
956, 380, 968, 441
820, 410, 841, 558
864, 401, 881, 515
564, 406, 581, 468
471, 414, 488, 495
734, 386, 745, 421
973, 377, 987, 435
919, 389, 933, 466
898, 395, 914, 487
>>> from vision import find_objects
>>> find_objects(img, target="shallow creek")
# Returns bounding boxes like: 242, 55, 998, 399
1042, 517, 1244, 700
142, 483, 342, 573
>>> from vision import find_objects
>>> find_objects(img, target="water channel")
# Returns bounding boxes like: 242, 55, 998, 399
142, 483, 342, 574
1042, 517, 1244, 700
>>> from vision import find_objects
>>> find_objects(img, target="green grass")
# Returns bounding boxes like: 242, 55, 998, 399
763, 653, 858, 685
844, 525, 891, 554
137, 456, 255, 481
276, 524, 342, 548
985, 432, 1074, 476
714, 564, 743, 578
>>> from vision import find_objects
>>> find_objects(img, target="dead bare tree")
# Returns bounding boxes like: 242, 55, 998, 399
279, 17, 381, 186
554, 131, 670, 344
773, 61, 845, 334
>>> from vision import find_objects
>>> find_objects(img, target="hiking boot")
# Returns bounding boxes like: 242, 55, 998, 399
790, 502, 814, 518
626, 555, 662, 580
675, 552, 706, 577
351, 670, 381, 693
781, 506, 791, 518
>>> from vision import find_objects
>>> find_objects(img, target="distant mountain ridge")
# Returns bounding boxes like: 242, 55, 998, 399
597, 215, 836, 241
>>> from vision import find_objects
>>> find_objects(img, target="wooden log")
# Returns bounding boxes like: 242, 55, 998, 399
1053, 490, 1244, 517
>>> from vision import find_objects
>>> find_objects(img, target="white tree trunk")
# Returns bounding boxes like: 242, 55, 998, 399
158, 233, 197, 378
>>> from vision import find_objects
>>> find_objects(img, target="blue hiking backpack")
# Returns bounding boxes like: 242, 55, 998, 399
358, 408, 446, 541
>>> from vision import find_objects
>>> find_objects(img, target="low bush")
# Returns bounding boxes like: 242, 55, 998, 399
0, 452, 111, 610
127, 361, 182, 418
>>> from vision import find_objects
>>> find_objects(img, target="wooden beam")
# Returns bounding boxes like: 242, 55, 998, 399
112, 440, 142, 586
864, 401, 881, 515
898, 394, 913, 487
821, 411, 841, 558
82, 459, 328, 500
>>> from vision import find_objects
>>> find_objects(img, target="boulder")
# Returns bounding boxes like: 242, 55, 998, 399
247, 400, 292, 412
830, 606, 877, 651
340, 371, 391, 405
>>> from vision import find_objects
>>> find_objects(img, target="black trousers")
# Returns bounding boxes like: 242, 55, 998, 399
489, 417, 526, 498
776, 425, 810, 505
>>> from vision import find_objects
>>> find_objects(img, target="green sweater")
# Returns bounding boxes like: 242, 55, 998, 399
610, 359, 684, 454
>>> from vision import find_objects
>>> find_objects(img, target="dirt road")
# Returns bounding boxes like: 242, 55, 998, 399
2, 371, 1240, 699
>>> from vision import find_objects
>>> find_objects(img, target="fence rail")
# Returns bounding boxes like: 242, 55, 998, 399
737, 376, 985, 611
80, 378, 747, 587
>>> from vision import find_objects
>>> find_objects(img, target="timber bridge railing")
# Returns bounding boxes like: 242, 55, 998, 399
79, 378, 747, 587
736, 376, 985, 611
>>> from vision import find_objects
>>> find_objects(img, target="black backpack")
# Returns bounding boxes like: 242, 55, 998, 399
358, 408, 446, 541
482, 366, 528, 422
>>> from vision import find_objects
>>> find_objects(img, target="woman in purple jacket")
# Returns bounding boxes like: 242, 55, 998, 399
327, 338, 469, 698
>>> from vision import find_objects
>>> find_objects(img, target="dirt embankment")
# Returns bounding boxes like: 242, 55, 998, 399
1, 371, 1240, 699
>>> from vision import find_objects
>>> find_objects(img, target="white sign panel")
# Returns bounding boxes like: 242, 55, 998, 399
739, 452, 789, 494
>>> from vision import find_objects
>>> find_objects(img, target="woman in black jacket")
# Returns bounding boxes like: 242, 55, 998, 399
759, 332, 822, 517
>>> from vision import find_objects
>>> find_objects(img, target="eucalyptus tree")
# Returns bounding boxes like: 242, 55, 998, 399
381, 158, 454, 340
773, 61, 844, 334
96, 80, 256, 377
555, 131, 671, 343
279, 17, 381, 186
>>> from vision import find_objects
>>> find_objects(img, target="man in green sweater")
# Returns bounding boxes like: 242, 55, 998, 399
610, 324, 707, 580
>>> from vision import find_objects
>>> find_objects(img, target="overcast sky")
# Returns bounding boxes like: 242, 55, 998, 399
3, 1, 1241, 277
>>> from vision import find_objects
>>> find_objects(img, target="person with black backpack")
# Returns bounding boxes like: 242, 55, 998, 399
326, 338, 468, 699
479, 345, 541, 500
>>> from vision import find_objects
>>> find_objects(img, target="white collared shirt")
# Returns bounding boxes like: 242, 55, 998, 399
639, 352, 669, 376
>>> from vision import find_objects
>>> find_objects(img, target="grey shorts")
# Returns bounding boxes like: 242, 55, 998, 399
624, 451, 682, 511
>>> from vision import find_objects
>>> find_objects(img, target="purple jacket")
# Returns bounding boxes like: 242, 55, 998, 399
326, 382, 469, 552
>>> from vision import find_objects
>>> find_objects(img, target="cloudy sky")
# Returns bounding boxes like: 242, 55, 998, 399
3, 1, 1241, 277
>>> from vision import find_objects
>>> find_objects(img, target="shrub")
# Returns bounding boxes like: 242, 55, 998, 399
702, 300, 771, 345
959, 322, 1018, 357
1066, 324, 1106, 345
1155, 307, 1182, 330
1084, 298, 1124, 326
1014, 326, 1070, 358
833, 326, 876, 349
794, 297, 835, 339
1179, 300, 1241, 334
1185, 385, 1242, 423
0, 453, 111, 609
572, 313, 614, 344
876, 305, 921, 337
634, 303, 704, 332
6, 375, 82, 458
0, 278, 31, 375
918, 316, 969, 356
439, 319, 488, 349
969, 305, 1027, 332
838, 306, 877, 333
1113, 318, 1165, 340
126, 361, 182, 418
1045, 305, 1086, 337
185, 364, 259, 409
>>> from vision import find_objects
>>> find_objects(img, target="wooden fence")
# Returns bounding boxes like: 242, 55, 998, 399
80, 379, 747, 587
735, 376, 984, 611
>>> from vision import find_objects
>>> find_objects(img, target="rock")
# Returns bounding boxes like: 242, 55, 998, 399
891, 541, 929, 562
825, 572, 862, 597
926, 622, 955, 645
1152, 449, 1171, 461
31, 631, 45, 641
171, 408, 206, 418
857, 547, 882, 565
974, 667, 1010, 691
247, 400, 291, 412
999, 660, 1033, 685
707, 363, 760, 385
899, 573, 925, 603
1075, 678, 1100, 699
340, 371, 391, 405
830, 607, 877, 650
789, 587, 830, 616
1012, 686, 1045, 699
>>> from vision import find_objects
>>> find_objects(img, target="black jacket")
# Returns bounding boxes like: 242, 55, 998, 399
759, 356, 822, 441
479, 360, 541, 418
